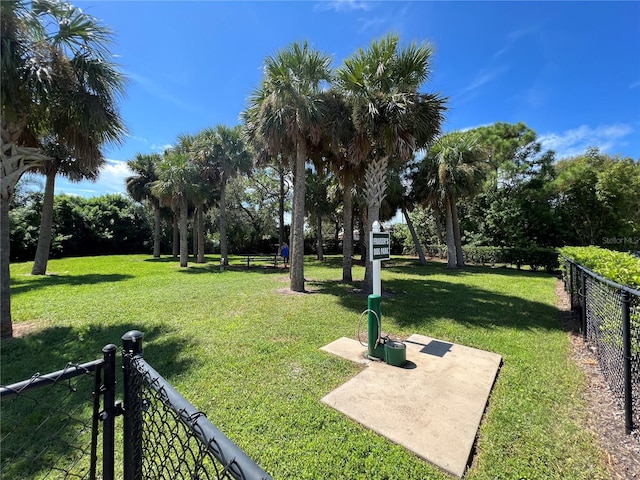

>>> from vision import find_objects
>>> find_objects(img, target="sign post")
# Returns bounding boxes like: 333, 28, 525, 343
370, 221, 390, 296
367, 221, 390, 360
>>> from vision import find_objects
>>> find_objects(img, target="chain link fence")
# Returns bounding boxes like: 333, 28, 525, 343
563, 258, 640, 434
1, 331, 272, 480
121, 331, 272, 480
0, 360, 104, 479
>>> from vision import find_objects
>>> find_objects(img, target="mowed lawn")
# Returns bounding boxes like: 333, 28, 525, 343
4, 255, 609, 479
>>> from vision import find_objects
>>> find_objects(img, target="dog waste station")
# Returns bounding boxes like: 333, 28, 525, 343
319, 221, 503, 478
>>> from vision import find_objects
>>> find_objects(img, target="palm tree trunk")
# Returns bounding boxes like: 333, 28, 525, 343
172, 212, 179, 258
31, 168, 57, 275
445, 196, 457, 269
278, 166, 286, 249
403, 205, 427, 265
433, 204, 445, 245
290, 138, 306, 292
363, 156, 389, 294
342, 169, 353, 282
451, 196, 465, 268
363, 203, 381, 294
316, 213, 323, 260
197, 205, 205, 264
220, 180, 229, 266
152, 205, 161, 258
179, 198, 189, 267
192, 210, 198, 260
1, 193, 12, 338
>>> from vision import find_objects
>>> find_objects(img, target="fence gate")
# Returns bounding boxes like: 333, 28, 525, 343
1, 330, 272, 480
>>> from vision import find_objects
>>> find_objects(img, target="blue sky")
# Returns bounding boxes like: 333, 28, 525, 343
44, 0, 639, 197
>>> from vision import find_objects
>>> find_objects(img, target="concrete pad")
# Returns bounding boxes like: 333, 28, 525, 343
320, 337, 372, 365
320, 334, 502, 478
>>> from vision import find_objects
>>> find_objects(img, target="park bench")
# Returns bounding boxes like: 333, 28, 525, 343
240, 253, 280, 268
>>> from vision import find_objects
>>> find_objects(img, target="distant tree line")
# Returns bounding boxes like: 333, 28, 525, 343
10, 129, 639, 267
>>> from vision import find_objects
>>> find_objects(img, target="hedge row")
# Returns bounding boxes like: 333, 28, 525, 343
559, 246, 640, 289
424, 245, 560, 272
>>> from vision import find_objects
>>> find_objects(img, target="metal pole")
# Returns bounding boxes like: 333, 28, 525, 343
581, 270, 587, 341
621, 291, 633, 434
372, 221, 381, 296
367, 294, 384, 360
569, 262, 574, 311
101, 344, 117, 480
122, 330, 144, 480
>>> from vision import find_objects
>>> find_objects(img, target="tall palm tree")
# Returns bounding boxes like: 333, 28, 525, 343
313, 89, 362, 282
31, 140, 105, 274
1, 0, 126, 337
336, 33, 446, 292
242, 41, 332, 292
151, 151, 202, 268
126, 153, 163, 258
194, 125, 251, 266
413, 132, 486, 268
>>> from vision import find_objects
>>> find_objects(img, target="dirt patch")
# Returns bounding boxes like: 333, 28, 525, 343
7, 322, 41, 339
556, 280, 640, 479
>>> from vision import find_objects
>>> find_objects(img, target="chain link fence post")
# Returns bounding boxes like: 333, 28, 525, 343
621, 291, 633, 434
101, 344, 117, 480
581, 269, 587, 340
122, 330, 144, 480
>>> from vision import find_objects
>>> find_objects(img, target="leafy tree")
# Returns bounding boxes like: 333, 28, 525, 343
305, 167, 332, 260
220, 167, 282, 252
462, 122, 558, 249
553, 148, 640, 246
243, 41, 332, 291
1, 0, 126, 337
336, 33, 446, 290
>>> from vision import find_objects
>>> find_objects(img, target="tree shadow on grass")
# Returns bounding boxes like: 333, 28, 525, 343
308, 268, 561, 333
1, 323, 194, 387
1, 323, 195, 479
11, 273, 134, 296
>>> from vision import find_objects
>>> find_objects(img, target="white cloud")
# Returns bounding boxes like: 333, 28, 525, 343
97, 159, 133, 194
151, 143, 173, 153
458, 66, 508, 97
629, 79, 640, 89
538, 123, 633, 159
315, 0, 371, 13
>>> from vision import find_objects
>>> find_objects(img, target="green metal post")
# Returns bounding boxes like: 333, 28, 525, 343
368, 294, 385, 359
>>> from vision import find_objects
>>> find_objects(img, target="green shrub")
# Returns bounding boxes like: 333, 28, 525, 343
559, 246, 640, 289
425, 245, 559, 272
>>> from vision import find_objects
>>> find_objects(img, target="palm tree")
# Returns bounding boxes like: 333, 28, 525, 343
1, 0, 126, 337
126, 153, 163, 258
313, 89, 362, 282
336, 33, 446, 292
194, 125, 251, 266
31, 140, 105, 274
413, 132, 486, 268
242, 41, 332, 292
151, 151, 202, 268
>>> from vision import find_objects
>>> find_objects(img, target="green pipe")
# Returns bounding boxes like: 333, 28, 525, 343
367, 294, 385, 360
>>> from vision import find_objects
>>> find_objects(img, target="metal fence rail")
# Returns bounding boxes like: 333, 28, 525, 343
121, 331, 272, 480
0, 360, 104, 479
563, 258, 640, 433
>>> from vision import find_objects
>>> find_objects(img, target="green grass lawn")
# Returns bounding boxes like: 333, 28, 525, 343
3, 254, 609, 479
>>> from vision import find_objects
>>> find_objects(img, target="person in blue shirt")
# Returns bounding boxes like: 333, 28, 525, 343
281, 242, 289, 268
